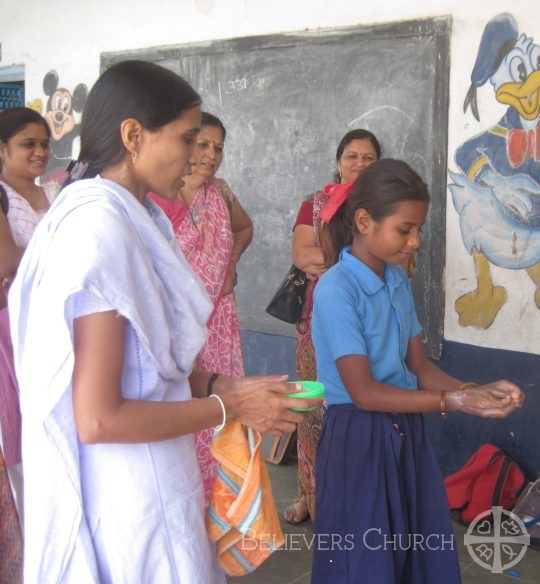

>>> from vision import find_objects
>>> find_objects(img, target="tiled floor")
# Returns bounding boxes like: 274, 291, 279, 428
229, 461, 540, 584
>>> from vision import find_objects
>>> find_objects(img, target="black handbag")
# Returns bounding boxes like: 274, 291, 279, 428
265, 265, 308, 324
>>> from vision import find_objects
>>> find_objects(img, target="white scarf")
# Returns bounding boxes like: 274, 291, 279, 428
9, 177, 212, 582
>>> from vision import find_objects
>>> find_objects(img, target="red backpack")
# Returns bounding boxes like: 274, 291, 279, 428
444, 443, 526, 525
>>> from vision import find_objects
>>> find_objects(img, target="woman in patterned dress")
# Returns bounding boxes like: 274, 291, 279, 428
149, 112, 253, 503
0, 107, 58, 514
284, 129, 381, 524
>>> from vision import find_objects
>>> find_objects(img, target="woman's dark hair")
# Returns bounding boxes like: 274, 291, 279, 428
0, 107, 51, 143
0, 107, 51, 173
348, 158, 430, 225
335, 128, 381, 164
0, 184, 8, 215
320, 129, 382, 266
77, 60, 201, 179
201, 111, 226, 140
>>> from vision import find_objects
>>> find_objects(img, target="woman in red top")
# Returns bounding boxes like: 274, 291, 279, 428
284, 129, 381, 524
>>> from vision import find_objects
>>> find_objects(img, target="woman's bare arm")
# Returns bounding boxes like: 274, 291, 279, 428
223, 195, 253, 294
292, 224, 325, 278
0, 212, 24, 279
72, 311, 321, 444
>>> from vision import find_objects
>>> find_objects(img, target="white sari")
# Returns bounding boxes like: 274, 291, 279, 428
9, 177, 221, 583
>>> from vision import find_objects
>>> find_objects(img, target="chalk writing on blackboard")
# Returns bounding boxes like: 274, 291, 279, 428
103, 17, 450, 357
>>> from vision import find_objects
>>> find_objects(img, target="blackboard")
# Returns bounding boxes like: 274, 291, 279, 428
103, 17, 451, 357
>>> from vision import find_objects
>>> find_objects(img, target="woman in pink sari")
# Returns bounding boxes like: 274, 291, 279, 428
0, 108, 57, 512
149, 112, 253, 502
0, 108, 57, 579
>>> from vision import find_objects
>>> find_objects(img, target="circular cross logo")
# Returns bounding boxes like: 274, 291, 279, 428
464, 506, 530, 573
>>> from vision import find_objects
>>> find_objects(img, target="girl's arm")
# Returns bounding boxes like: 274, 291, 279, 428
292, 224, 326, 278
337, 340, 522, 418
405, 334, 462, 392
405, 334, 524, 412
0, 212, 24, 280
338, 354, 444, 413
73, 311, 320, 444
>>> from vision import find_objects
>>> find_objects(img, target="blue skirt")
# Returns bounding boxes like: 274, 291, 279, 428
312, 405, 461, 584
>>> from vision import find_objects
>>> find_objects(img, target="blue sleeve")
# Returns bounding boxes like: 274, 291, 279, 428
313, 274, 367, 362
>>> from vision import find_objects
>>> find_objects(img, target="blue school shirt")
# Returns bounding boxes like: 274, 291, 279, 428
312, 246, 422, 406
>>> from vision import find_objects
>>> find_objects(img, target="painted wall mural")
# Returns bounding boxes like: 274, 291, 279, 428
29, 71, 88, 185
42, 70, 88, 170
449, 13, 540, 333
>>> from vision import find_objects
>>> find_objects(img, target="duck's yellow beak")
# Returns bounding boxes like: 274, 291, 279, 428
496, 69, 540, 120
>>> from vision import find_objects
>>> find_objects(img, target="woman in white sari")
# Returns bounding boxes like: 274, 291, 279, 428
9, 60, 319, 584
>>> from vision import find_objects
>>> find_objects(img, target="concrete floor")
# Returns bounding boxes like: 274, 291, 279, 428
229, 460, 540, 584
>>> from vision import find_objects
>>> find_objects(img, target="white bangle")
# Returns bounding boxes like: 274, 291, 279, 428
209, 393, 226, 431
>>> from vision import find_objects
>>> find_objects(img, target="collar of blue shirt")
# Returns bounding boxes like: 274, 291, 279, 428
339, 245, 406, 296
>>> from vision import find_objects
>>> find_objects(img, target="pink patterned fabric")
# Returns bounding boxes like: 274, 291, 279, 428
149, 182, 245, 504
0, 181, 53, 466
1, 180, 52, 247
0, 308, 20, 465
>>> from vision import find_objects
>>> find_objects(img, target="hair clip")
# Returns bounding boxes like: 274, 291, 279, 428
65, 160, 89, 181
319, 180, 355, 223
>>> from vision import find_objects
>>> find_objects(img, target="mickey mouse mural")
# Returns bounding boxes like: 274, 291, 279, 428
43, 70, 88, 170
449, 13, 540, 330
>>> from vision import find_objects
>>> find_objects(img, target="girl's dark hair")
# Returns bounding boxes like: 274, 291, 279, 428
321, 129, 382, 266
348, 158, 430, 224
321, 159, 429, 265
201, 111, 226, 140
0, 107, 51, 143
335, 128, 381, 163
77, 60, 201, 179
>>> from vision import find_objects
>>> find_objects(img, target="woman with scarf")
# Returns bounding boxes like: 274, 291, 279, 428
9, 60, 320, 583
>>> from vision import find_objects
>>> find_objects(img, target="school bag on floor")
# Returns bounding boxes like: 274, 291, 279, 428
512, 478, 540, 546
444, 443, 526, 525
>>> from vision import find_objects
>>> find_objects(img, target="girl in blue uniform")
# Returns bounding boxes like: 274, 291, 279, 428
311, 159, 524, 584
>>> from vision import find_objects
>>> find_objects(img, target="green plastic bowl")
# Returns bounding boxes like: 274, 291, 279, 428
286, 381, 325, 412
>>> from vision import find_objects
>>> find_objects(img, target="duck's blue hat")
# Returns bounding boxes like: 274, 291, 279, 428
464, 13, 519, 121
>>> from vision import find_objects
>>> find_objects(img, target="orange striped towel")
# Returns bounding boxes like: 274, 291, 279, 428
205, 422, 285, 576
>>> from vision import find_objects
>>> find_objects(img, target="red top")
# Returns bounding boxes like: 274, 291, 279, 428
294, 200, 314, 229
147, 193, 189, 234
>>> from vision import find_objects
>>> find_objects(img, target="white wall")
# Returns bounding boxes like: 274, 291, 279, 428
1, 0, 538, 354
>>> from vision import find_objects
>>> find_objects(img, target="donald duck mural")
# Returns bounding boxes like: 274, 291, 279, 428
449, 13, 540, 330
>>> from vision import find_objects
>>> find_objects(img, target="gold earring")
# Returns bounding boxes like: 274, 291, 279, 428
131, 150, 137, 163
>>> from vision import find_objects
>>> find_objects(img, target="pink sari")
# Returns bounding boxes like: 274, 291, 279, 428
0, 180, 52, 467
0, 308, 20, 466
149, 182, 244, 503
